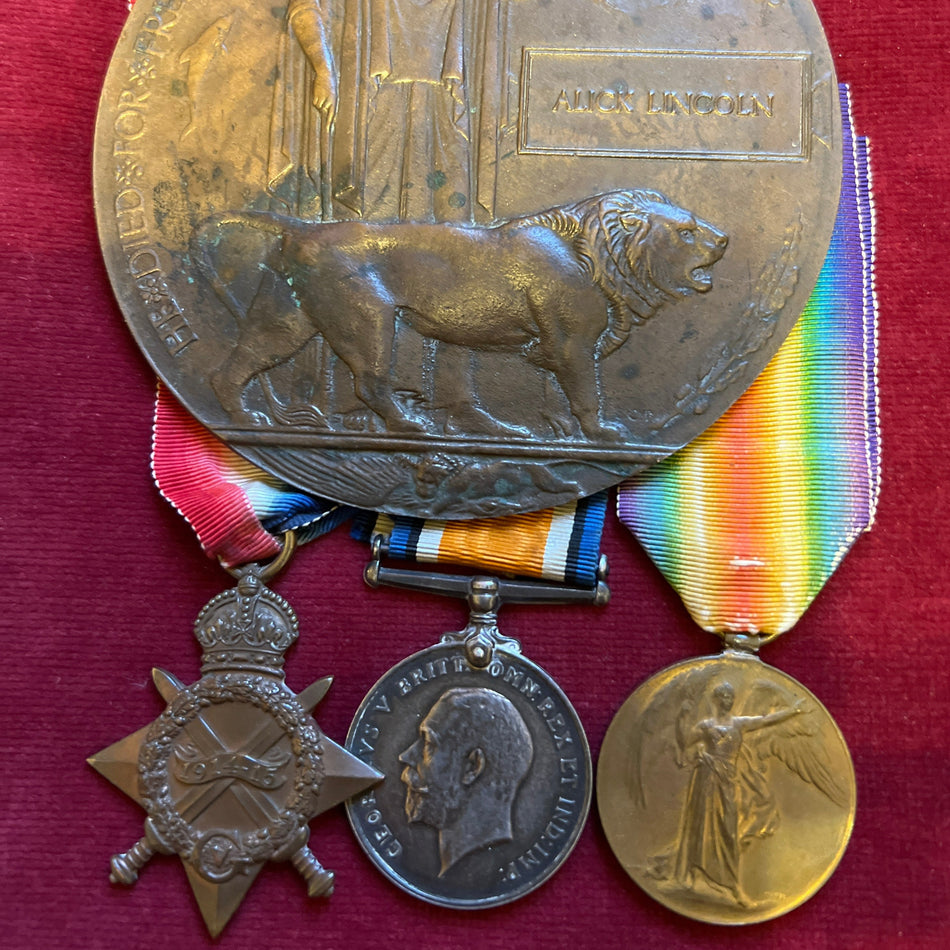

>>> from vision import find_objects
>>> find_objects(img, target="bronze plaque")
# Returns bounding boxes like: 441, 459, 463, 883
95, 0, 840, 518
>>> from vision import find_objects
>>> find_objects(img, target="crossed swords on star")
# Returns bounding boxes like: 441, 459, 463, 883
112, 668, 336, 896
157, 668, 326, 830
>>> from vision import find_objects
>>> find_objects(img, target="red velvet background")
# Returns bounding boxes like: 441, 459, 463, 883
2, 1, 948, 947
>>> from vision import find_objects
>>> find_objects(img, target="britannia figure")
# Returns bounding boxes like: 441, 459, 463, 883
269, 0, 509, 223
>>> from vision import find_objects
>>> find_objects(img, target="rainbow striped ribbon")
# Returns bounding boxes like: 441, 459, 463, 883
617, 87, 880, 636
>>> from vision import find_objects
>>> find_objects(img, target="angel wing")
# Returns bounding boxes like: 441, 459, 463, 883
628, 666, 712, 810
740, 680, 850, 809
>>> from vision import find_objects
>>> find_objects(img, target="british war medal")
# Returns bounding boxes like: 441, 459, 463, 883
345, 504, 609, 907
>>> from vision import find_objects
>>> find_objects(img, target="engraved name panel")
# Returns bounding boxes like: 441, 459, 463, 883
520, 49, 811, 161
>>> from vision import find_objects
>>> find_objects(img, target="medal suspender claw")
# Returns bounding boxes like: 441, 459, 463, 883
344, 498, 609, 907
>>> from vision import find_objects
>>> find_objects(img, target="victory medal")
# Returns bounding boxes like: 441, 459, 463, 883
597, 103, 877, 925
598, 651, 856, 924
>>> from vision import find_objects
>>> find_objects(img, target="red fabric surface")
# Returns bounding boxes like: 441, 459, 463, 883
1, 1, 948, 947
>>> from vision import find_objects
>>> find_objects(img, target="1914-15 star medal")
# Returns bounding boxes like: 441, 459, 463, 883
88, 563, 381, 936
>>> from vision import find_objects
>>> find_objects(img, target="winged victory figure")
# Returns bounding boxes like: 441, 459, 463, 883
630, 667, 849, 909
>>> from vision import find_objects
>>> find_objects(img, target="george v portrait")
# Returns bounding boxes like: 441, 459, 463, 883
399, 687, 534, 875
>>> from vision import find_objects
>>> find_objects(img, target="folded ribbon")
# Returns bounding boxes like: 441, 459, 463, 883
616, 86, 880, 636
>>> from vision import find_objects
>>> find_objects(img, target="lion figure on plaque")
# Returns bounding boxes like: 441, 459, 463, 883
193, 190, 727, 440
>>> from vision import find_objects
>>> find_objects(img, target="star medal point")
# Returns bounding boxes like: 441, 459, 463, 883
89, 541, 381, 937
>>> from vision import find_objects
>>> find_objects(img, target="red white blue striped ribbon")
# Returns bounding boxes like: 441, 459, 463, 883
152, 389, 606, 582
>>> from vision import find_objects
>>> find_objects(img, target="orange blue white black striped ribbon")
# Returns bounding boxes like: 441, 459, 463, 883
351, 495, 607, 586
